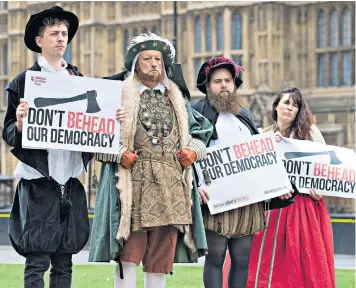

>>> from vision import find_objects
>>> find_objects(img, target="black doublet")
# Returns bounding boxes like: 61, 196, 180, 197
3, 61, 93, 256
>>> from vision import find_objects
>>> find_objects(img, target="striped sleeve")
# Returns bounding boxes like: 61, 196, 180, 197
95, 144, 127, 163
187, 138, 207, 161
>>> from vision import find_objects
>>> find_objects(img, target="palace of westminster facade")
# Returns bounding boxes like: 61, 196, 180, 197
0, 1, 354, 213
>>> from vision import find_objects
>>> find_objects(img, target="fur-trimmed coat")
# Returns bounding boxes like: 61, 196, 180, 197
117, 76, 195, 240
89, 75, 213, 263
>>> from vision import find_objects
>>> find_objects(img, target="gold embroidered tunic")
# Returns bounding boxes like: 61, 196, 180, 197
131, 89, 192, 232
202, 203, 265, 238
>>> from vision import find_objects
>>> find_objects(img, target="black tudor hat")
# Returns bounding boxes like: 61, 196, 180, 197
104, 63, 191, 100
24, 6, 79, 53
196, 57, 244, 94
124, 32, 176, 77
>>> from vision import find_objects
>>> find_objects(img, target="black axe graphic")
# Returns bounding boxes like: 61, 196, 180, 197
284, 151, 342, 165
34, 90, 101, 113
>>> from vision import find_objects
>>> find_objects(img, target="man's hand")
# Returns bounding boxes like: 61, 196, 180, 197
198, 187, 210, 205
176, 149, 197, 168
310, 188, 323, 201
116, 107, 126, 124
120, 149, 141, 169
16, 99, 29, 132
279, 188, 294, 200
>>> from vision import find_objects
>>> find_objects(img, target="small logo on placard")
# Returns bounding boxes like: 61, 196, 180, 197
31, 76, 46, 86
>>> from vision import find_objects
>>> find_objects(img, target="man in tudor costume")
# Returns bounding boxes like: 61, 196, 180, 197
89, 32, 213, 288
2, 6, 125, 288
192, 57, 295, 288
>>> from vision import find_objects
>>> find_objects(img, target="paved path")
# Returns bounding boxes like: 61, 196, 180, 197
0, 246, 354, 269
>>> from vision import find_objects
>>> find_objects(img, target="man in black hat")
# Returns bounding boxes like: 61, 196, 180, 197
192, 57, 295, 288
2, 6, 124, 288
89, 32, 213, 288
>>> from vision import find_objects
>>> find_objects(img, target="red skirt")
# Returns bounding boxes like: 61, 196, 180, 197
222, 194, 335, 288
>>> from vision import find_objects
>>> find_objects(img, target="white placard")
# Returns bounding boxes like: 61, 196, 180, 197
277, 138, 356, 198
194, 132, 292, 215
22, 71, 122, 154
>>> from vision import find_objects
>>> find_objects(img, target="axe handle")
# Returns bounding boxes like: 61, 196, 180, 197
34, 93, 87, 108
284, 151, 330, 159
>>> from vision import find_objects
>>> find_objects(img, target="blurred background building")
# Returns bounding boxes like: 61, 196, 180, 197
0, 1, 355, 215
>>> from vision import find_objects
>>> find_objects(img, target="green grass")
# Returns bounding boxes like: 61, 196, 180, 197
0, 264, 354, 288
336, 269, 356, 288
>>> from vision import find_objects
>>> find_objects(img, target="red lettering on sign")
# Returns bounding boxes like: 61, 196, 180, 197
233, 145, 242, 159
313, 163, 355, 182
67, 112, 75, 128
232, 137, 275, 159
66, 112, 115, 135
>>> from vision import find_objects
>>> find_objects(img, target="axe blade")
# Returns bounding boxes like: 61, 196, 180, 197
85, 90, 101, 113
284, 151, 342, 165
328, 151, 342, 165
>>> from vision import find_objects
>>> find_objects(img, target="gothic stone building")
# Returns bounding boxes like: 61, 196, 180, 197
0, 1, 354, 212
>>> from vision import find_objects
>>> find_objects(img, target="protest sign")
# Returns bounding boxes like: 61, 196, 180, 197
194, 132, 292, 215
277, 138, 356, 198
22, 71, 122, 154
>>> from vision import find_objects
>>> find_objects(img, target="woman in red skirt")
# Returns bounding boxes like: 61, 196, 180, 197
223, 87, 335, 288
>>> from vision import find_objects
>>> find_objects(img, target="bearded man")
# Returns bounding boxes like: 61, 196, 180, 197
192, 57, 295, 288
88, 33, 213, 288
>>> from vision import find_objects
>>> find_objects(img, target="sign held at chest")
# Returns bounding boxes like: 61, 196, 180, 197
22, 70, 123, 154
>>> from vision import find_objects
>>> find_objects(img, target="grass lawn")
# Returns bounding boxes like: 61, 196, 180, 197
0, 264, 354, 288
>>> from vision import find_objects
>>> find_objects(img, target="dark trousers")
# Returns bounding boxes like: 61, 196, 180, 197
203, 230, 253, 288
24, 252, 72, 288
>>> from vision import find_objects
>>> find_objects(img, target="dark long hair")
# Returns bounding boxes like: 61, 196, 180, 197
272, 87, 314, 140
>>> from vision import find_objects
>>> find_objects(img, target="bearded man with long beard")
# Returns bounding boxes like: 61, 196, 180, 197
88, 33, 213, 288
192, 57, 295, 288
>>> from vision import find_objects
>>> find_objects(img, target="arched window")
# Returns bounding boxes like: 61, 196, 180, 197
143, 27, 148, 34
194, 16, 201, 53
232, 55, 243, 88
194, 58, 201, 90
342, 8, 351, 46
152, 26, 159, 35
329, 53, 338, 86
317, 11, 325, 48
205, 15, 212, 52
123, 29, 129, 56
317, 55, 326, 87
108, 28, 116, 42
330, 9, 338, 48
63, 43, 72, 63
216, 13, 224, 50
133, 28, 138, 37
231, 13, 242, 49
3, 44, 8, 75
342, 52, 352, 85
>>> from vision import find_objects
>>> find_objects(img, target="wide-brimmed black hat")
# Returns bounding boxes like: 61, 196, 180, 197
124, 32, 176, 76
24, 6, 79, 53
196, 57, 244, 94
